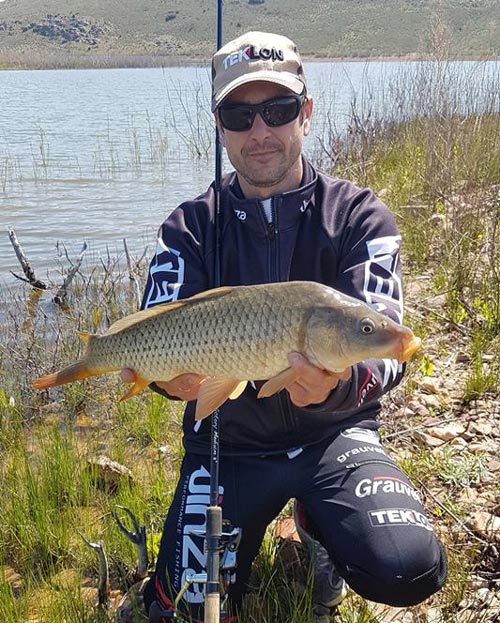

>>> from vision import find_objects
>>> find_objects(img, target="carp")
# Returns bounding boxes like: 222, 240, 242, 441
33, 281, 421, 420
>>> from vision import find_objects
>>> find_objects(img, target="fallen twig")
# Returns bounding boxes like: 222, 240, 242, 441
416, 478, 489, 546
384, 414, 457, 440
7, 227, 47, 290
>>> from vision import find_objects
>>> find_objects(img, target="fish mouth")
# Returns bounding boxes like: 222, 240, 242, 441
398, 335, 422, 363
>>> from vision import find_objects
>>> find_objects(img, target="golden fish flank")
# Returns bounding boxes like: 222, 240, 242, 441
32, 281, 421, 420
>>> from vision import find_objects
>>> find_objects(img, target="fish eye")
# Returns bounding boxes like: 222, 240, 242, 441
360, 318, 376, 334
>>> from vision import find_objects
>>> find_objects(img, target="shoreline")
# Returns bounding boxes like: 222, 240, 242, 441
1, 50, 499, 72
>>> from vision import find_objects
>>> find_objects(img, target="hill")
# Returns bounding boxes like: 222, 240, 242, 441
0, 0, 499, 68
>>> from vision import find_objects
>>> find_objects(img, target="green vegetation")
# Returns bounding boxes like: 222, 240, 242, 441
1, 59, 499, 622
0, 0, 499, 69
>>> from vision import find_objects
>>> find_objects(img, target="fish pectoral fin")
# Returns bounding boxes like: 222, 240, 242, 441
195, 377, 244, 421
257, 368, 301, 399
118, 375, 151, 402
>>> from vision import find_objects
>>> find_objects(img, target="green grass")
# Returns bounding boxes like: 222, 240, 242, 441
0, 0, 499, 69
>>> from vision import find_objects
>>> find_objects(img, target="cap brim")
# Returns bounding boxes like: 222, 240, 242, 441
212, 71, 305, 111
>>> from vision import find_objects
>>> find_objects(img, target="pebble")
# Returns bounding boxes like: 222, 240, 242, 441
413, 431, 445, 447
420, 393, 443, 410
420, 377, 440, 394
488, 458, 500, 472
426, 422, 466, 440
469, 421, 493, 436
449, 437, 467, 448
469, 511, 500, 543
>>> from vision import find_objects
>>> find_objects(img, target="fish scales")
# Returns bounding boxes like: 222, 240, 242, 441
87, 284, 307, 381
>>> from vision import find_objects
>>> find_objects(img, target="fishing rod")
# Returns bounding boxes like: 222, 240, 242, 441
205, 1, 224, 622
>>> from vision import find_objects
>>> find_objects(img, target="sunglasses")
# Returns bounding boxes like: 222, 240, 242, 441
218, 94, 305, 132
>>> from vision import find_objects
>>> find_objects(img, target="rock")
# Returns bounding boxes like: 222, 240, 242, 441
413, 431, 446, 447
457, 487, 477, 504
488, 458, 500, 472
114, 578, 149, 622
469, 574, 489, 590
420, 377, 440, 394
0, 565, 23, 597
420, 393, 442, 410
87, 455, 134, 493
426, 422, 466, 441
272, 516, 300, 542
469, 421, 493, 436
454, 351, 470, 363
449, 436, 467, 449
469, 511, 500, 542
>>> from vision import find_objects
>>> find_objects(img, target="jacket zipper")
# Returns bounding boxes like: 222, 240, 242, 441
267, 199, 278, 282
267, 198, 298, 437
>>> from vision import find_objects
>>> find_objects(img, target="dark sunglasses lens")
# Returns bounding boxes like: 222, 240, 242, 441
263, 99, 301, 126
219, 106, 255, 131
219, 96, 303, 131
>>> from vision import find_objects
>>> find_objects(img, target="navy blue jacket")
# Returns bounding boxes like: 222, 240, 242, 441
141, 159, 406, 455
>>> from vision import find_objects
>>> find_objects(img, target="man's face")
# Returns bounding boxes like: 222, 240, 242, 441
216, 81, 313, 199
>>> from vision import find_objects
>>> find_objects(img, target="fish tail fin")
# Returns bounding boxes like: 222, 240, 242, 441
32, 360, 94, 390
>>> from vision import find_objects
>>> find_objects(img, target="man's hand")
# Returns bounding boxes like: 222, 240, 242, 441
284, 352, 351, 408
120, 369, 206, 401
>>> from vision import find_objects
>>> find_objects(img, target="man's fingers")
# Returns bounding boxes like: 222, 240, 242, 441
285, 352, 351, 407
162, 373, 207, 401
120, 369, 205, 401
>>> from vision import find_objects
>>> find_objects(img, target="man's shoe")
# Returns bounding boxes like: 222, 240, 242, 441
293, 501, 347, 622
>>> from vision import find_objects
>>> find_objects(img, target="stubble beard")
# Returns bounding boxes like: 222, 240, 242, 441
239, 143, 300, 189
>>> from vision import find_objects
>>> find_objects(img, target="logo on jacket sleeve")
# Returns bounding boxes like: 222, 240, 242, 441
143, 238, 185, 307
357, 369, 379, 406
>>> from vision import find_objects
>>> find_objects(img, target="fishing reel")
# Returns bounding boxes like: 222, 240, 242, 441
148, 520, 242, 622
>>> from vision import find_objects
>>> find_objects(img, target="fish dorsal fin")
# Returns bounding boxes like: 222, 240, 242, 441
104, 301, 187, 335
104, 286, 235, 336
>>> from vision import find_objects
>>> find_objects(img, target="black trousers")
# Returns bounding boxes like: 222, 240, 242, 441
145, 426, 447, 620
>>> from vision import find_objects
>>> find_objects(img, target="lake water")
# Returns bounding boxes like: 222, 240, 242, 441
1, 60, 498, 288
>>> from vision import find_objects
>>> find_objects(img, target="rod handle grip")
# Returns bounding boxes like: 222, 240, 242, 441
204, 593, 220, 623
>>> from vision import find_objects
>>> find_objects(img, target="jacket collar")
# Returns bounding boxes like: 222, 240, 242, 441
222, 157, 318, 233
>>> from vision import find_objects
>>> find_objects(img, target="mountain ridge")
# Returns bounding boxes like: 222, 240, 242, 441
0, 0, 498, 68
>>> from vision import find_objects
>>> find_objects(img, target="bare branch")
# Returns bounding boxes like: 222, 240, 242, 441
79, 531, 109, 610
53, 241, 88, 306
7, 227, 47, 289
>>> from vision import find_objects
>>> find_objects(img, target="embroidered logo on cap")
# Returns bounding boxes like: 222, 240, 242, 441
223, 46, 285, 70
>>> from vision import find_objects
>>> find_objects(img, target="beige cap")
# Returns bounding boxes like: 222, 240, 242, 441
211, 31, 307, 111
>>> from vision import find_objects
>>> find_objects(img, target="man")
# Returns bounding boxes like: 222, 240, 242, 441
124, 31, 447, 623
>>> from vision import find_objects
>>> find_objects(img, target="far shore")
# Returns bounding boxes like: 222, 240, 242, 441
1, 49, 499, 72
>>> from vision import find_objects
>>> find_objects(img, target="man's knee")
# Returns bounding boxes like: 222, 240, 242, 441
343, 539, 448, 607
